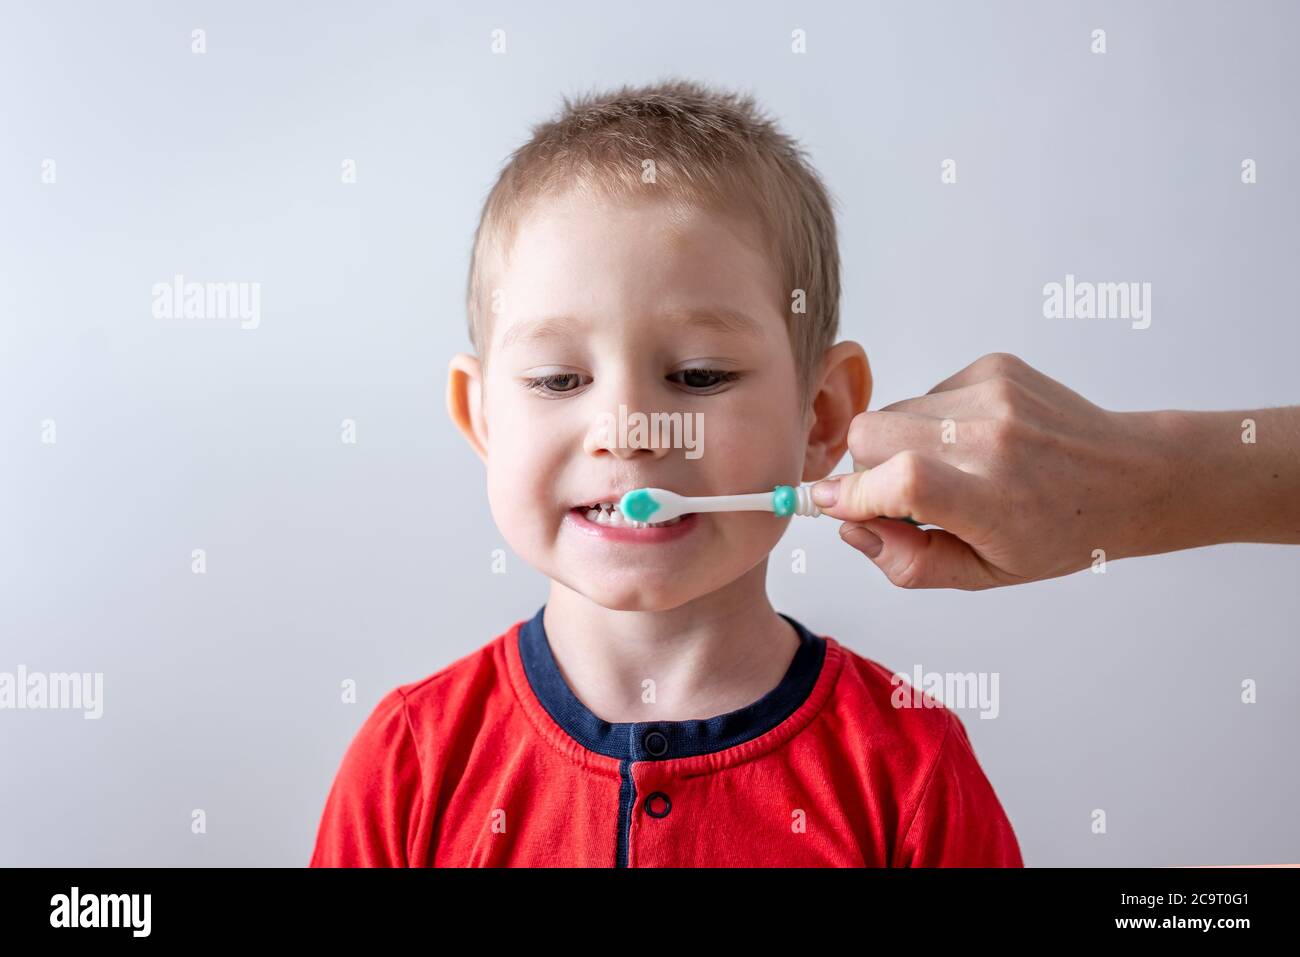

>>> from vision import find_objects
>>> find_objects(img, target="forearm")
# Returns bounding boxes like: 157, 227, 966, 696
1142, 407, 1300, 553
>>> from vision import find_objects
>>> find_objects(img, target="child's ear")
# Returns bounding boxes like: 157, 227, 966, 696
447, 353, 488, 462
802, 341, 871, 482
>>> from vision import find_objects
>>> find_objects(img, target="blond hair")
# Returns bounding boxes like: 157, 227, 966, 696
465, 77, 841, 403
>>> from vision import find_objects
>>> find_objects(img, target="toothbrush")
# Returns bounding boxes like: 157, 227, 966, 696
619, 485, 822, 523
618, 485, 924, 526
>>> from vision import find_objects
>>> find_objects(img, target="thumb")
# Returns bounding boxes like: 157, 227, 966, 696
841, 518, 1004, 590
813, 451, 998, 546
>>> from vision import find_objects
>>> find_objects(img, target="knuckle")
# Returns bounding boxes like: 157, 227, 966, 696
984, 351, 1023, 374
984, 375, 1024, 416
889, 550, 927, 589
846, 411, 876, 451
980, 416, 1021, 451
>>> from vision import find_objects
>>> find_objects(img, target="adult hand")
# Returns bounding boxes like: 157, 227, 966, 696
811, 353, 1300, 589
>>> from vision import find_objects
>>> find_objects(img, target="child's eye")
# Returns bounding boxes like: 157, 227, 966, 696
667, 368, 741, 392
523, 372, 591, 397
522, 368, 740, 397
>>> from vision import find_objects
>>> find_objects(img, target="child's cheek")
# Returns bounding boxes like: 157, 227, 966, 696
698, 413, 754, 479
484, 457, 543, 561
703, 407, 802, 493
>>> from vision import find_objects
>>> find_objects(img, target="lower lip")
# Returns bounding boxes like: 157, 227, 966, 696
565, 508, 700, 543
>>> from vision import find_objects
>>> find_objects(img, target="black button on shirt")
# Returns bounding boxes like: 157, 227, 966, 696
643, 792, 672, 818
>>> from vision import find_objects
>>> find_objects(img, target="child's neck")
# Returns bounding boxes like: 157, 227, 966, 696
542, 566, 800, 725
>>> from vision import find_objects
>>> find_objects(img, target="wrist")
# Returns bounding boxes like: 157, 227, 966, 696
1110, 410, 1220, 557
1141, 409, 1256, 550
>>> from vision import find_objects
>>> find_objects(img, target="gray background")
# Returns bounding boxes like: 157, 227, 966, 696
2, 0, 1297, 866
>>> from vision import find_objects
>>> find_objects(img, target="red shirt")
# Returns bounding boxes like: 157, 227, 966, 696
310, 607, 1023, 867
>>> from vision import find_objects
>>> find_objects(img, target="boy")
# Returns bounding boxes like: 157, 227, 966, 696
310, 78, 1022, 867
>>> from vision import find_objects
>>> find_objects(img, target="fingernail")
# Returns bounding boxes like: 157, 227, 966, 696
841, 525, 883, 558
811, 478, 839, 507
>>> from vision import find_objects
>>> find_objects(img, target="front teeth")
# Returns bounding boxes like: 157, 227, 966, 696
582, 503, 683, 528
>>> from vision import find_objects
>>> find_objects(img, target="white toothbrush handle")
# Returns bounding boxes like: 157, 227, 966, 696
685, 492, 772, 513
677, 485, 821, 518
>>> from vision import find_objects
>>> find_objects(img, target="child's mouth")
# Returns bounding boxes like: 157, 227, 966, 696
572, 502, 685, 528
565, 502, 700, 542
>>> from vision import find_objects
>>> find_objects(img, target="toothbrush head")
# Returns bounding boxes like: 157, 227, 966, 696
619, 488, 666, 523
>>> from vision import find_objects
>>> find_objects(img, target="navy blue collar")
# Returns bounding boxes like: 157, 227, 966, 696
517, 605, 826, 762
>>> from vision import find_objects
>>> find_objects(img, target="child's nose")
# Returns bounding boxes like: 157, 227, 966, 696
582, 405, 673, 460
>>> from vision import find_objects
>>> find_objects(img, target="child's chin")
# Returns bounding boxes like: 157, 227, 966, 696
572, 576, 703, 613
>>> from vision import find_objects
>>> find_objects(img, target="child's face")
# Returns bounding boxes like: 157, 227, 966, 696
452, 191, 859, 612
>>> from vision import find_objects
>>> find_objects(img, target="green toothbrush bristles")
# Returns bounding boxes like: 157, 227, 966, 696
619, 489, 661, 523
